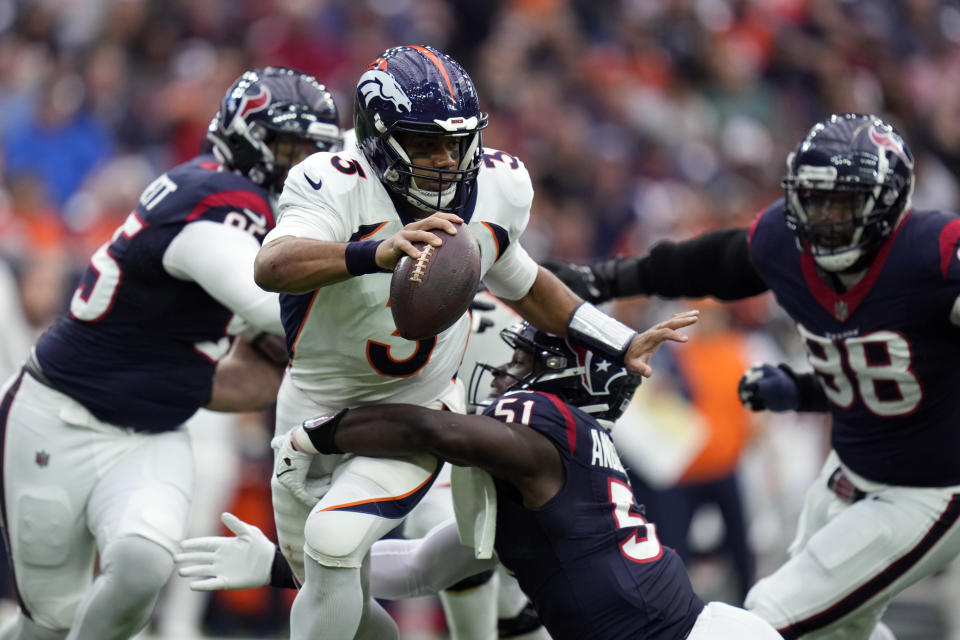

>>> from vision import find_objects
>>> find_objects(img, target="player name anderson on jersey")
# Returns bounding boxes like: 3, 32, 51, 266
591, 428, 626, 474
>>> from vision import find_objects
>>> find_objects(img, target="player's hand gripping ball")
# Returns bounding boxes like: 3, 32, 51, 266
390, 223, 481, 340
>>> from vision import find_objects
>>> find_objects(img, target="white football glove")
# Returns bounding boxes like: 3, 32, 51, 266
175, 512, 275, 591
271, 430, 318, 507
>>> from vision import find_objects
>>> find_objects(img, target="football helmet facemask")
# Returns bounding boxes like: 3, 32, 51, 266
468, 322, 642, 427
208, 67, 342, 194
354, 45, 488, 215
782, 113, 915, 272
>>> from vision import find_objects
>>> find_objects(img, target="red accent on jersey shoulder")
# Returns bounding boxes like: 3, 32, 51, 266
537, 392, 578, 455
747, 208, 765, 246
938, 219, 960, 280
186, 190, 274, 227
409, 45, 455, 101
198, 161, 221, 171
800, 211, 911, 321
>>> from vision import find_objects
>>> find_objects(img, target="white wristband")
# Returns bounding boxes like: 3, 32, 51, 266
566, 302, 637, 364
290, 426, 319, 454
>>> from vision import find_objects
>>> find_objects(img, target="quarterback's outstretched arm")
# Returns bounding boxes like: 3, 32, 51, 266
504, 267, 700, 378
503, 266, 581, 336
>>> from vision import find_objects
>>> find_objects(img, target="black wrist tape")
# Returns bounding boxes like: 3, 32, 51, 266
778, 363, 829, 412
302, 407, 349, 454
344, 241, 388, 276
269, 546, 299, 589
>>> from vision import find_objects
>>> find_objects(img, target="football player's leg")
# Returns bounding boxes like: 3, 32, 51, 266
271, 473, 313, 584
686, 601, 783, 639
157, 409, 241, 639
440, 571, 498, 640
370, 519, 497, 599
67, 429, 193, 640
289, 550, 399, 640
354, 554, 399, 640
746, 481, 960, 639
295, 454, 441, 639
867, 622, 896, 640
290, 553, 365, 640
407, 468, 499, 640
496, 569, 548, 640
0, 614, 67, 640
271, 376, 338, 583
65, 536, 172, 640
0, 375, 99, 634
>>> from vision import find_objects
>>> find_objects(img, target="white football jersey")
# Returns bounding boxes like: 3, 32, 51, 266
265, 144, 539, 408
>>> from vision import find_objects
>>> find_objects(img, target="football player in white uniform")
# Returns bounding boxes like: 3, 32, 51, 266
254, 45, 696, 639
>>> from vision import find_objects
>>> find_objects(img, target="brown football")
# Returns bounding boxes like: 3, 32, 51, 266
390, 223, 482, 341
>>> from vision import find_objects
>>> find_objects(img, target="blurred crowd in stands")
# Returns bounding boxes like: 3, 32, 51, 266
2, 0, 960, 637
2, 0, 959, 272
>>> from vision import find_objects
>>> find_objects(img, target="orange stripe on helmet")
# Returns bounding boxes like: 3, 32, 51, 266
409, 45, 455, 101
367, 57, 388, 71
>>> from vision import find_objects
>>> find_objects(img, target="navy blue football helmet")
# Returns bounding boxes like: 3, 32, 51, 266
782, 113, 915, 272
354, 45, 488, 214
469, 322, 642, 424
208, 67, 342, 194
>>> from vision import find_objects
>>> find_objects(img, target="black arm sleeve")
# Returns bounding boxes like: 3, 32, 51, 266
784, 366, 831, 413
269, 546, 299, 589
616, 228, 769, 301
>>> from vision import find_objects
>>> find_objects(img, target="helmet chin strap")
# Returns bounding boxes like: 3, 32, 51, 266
407, 178, 457, 212
814, 248, 863, 272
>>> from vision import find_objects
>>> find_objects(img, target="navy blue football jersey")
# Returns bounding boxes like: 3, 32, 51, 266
749, 200, 960, 486
34, 156, 274, 432
483, 390, 703, 640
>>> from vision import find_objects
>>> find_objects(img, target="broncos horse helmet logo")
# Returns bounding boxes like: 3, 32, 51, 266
358, 69, 412, 114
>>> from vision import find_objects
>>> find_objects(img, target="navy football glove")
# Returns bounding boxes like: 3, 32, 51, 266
738, 363, 801, 412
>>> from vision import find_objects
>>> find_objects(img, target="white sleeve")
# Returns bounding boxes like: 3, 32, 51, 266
0, 262, 32, 380
162, 221, 283, 335
369, 518, 497, 599
263, 161, 349, 244
482, 242, 539, 301
262, 204, 341, 245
